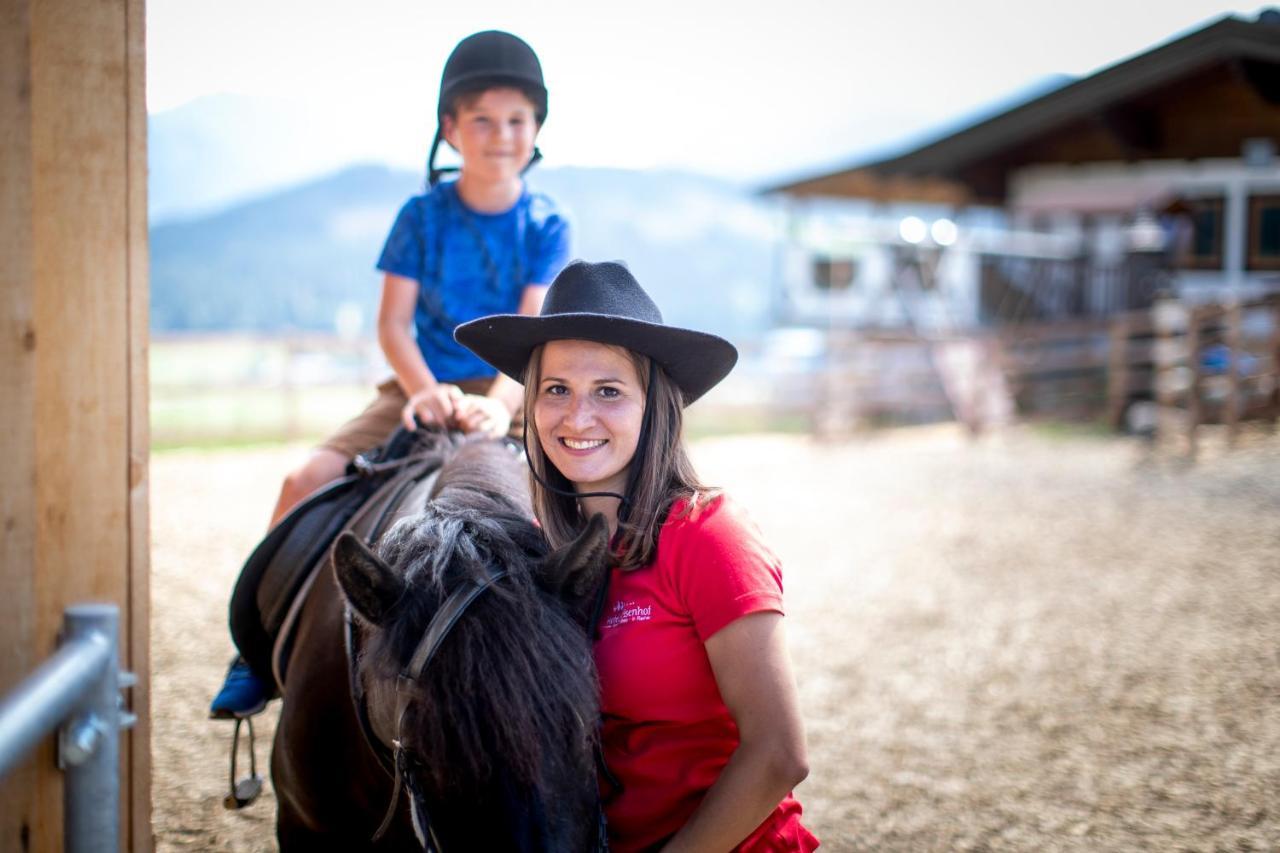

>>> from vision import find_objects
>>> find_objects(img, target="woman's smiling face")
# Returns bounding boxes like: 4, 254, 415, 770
533, 339, 645, 496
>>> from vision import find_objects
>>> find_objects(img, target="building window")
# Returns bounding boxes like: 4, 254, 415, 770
1176, 197, 1223, 270
1248, 194, 1280, 271
813, 256, 856, 291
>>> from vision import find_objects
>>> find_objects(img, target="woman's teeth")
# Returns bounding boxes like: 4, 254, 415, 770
562, 438, 606, 450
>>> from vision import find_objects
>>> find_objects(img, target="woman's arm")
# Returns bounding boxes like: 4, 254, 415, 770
661, 611, 809, 852
377, 272, 460, 430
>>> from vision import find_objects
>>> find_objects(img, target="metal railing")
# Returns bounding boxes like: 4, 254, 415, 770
0, 604, 136, 852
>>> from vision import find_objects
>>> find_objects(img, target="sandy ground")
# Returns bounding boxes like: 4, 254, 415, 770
150, 425, 1280, 851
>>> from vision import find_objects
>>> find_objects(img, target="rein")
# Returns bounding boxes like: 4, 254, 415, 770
356, 564, 510, 847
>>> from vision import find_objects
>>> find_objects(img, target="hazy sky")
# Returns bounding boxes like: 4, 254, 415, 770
148, 1, 1267, 181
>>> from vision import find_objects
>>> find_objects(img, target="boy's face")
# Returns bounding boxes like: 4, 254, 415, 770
442, 87, 539, 185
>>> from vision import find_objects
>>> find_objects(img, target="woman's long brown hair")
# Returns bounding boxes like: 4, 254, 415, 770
522, 343, 714, 570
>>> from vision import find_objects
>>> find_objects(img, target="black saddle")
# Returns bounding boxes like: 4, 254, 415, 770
229, 428, 454, 691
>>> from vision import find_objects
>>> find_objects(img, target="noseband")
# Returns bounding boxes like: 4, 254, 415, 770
346, 564, 508, 848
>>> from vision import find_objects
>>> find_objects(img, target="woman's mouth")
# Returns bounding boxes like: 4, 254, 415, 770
560, 437, 607, 450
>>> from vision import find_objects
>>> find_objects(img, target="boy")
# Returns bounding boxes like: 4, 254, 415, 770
211, 30, 570, 717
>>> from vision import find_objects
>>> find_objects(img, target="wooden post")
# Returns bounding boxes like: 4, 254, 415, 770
1107, 314, 1130, 430
1186, 308, 1203, 459
1272, 301, 1280, 430
1225, 302, 1243, 446
1152, 296, 1188, 451
0, 0, 150, 850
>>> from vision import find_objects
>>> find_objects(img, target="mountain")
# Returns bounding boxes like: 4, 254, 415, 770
147, 74, 1074, 341
149, 164, 780, 341
148, 94, 405, 224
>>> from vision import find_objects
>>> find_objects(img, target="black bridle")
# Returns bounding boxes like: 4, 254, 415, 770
345, 564, 509, 849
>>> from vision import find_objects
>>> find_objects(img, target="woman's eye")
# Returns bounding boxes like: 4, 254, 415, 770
543, 384, 567, 396
598, 386, 621, 399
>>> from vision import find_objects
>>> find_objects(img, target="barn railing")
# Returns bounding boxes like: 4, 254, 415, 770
0, 604, 135, 852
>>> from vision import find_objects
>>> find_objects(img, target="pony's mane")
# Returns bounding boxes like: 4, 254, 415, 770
362, 440, 599, 799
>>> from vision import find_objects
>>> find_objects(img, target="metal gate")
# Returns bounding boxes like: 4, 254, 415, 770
0, 605, 135, 852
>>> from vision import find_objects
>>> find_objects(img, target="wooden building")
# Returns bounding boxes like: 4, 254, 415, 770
767, 11, 1280, 329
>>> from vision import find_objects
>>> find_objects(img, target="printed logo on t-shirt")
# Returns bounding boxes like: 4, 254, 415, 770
602, 598, 652, 629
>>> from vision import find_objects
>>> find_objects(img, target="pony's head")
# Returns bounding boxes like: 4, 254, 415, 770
332, 449, 609, 851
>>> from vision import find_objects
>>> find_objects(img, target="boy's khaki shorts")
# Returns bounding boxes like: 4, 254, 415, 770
319, 376, 521, 459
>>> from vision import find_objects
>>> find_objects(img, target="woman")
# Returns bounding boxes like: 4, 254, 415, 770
457, 260, 819, 852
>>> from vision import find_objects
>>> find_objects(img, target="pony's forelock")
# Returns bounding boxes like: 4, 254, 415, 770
356, 443, 598, 801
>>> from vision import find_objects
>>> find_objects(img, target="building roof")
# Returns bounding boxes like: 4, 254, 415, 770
765, 12, 1280, 205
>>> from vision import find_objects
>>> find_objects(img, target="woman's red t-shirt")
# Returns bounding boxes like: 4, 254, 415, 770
593, 493, 819, 852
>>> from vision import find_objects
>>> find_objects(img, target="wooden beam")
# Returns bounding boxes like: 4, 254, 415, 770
125, 0, 151, 846
0, 0, 39, 843
1098, 105, 1163, 157
1236, 58, 1280, 106
1, 0, 150, 849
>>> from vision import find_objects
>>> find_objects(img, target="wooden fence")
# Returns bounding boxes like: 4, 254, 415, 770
815, 296, 1280, 448
150, 333, 385, 447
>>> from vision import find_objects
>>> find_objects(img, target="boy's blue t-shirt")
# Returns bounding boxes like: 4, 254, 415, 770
376, 180, 570, 382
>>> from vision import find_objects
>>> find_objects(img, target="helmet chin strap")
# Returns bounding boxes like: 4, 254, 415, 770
427, 126, 544, 187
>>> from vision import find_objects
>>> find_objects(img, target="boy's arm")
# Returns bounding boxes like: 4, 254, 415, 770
378, 272, 461, 430
487, 284, 548, 411
454, 284, 549, 434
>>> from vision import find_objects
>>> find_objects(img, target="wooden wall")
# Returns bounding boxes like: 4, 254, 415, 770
0, 0, 151, 850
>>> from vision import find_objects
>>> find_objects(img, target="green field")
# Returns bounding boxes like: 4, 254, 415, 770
150, 336, 810, 450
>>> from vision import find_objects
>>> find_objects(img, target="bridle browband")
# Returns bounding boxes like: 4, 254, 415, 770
348, 562, 510, 848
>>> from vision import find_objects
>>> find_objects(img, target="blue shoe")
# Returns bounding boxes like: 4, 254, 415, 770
209, 658, 269, 719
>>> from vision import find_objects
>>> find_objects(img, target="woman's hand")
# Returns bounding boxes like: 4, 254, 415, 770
453, 394, 512, 437
402, 383, 463, 431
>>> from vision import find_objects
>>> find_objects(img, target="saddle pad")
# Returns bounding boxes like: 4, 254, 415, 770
229, 427, 449, 687
229, 473, 381, 686
270, 462, 443, 688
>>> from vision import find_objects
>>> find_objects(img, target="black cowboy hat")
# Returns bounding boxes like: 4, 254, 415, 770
455, 260, 738, 404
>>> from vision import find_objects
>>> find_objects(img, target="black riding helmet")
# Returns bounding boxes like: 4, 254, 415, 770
427, 30, 548, 186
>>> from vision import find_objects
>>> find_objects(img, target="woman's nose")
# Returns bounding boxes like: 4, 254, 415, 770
564, 397, 594, 429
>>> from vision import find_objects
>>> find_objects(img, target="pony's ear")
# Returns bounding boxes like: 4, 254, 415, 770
332, 532, 405, 627
541, 513, 610, 618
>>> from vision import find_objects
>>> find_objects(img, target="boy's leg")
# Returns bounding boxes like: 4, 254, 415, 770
269, 449, 351, 529
213, 378, 408, 718
268, 378, 408, 528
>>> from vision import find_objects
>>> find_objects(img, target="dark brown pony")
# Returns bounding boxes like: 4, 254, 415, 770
270, 435, 609, 851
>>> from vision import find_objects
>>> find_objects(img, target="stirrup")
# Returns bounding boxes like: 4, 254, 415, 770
223, 716, 264, 810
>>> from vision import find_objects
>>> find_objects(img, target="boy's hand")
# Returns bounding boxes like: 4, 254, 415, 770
402, 384, 463, 431
453, 394, 512, 438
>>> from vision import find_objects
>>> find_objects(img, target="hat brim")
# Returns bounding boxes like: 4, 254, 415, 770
455, 313, 738, 404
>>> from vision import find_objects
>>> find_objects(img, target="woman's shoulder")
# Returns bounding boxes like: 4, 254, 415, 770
667, 490, 742, 526
660, 492, 767, 550
656, 492, 785, 627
